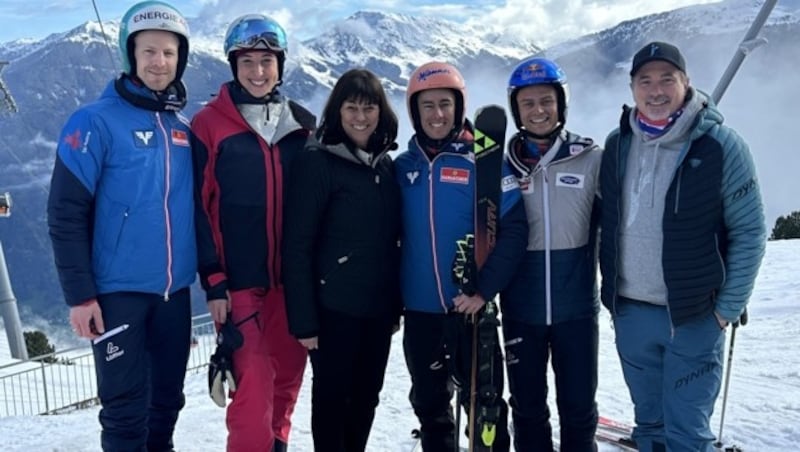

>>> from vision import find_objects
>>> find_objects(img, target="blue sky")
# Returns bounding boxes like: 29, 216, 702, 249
0, 0, 720, 46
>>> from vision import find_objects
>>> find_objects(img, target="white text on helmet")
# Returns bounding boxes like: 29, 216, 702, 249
133, 11, 187, 26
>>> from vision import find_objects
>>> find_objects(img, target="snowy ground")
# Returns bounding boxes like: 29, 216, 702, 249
1, 240, 798, 451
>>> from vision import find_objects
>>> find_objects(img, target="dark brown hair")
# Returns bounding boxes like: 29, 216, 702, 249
319, 68, 398, 153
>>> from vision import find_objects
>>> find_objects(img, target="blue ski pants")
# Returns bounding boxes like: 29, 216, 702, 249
93, 288, 191, 452
613, 299, 725, 452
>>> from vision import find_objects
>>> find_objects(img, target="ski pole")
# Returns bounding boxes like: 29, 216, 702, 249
713, 310, 745, 449
454, 385, 461, 451
711, 0, 778, 104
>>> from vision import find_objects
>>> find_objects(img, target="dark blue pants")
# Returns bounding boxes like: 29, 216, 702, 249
93, 289, 191, 452
503, 316, 598, 452
613, 300, 724, 452
309, 307, 394, 452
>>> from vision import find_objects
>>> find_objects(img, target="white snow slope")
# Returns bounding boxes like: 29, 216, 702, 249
2, 240, 799, 451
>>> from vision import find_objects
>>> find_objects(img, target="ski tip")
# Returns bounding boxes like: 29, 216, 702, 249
474, 104, 506, 116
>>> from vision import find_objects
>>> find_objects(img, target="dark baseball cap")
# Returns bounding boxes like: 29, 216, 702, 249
630, 41, 686, 76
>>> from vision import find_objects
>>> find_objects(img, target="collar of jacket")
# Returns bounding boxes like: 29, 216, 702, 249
114, 74, 186, 112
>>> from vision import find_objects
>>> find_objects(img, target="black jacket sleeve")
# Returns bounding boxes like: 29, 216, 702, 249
47, 156, 97, 306
282, 145, 329, 339
190, 128, 228, 301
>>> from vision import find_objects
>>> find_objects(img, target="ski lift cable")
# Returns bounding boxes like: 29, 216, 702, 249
91, 0, 119, 74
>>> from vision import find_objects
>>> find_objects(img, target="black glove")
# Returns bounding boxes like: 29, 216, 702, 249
208, 317, 244, 407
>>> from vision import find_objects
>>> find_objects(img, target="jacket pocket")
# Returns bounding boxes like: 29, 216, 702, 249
319, 251, 353, 286
94, 204, 130, 280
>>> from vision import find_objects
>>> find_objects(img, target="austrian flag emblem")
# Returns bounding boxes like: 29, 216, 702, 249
171, 129, 189, 147
440, 167, 470, 184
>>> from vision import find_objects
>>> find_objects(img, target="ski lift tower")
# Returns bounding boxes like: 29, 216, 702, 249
0, 61, 19, 114
0, 61, 28, 360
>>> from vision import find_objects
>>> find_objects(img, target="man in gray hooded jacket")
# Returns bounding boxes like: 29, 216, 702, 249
599, 41, 766, 452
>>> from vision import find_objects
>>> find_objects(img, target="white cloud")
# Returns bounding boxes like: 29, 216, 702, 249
474, 0, 723, 47
2, 0, 724, 46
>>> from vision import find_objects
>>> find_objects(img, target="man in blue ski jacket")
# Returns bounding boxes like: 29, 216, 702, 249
395, 61, 528, 451
47, 2, 196, 450
600, 41, 766, 452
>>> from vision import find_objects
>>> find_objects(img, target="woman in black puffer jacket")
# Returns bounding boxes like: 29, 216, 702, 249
282, 68, 402, 452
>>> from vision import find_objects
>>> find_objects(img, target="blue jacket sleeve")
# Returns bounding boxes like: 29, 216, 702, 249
476, 169, 528, 302
47, 110, 104, 306
715, 126, 766, 322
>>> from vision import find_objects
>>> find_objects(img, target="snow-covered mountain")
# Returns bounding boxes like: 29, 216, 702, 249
0, 0, 798, 321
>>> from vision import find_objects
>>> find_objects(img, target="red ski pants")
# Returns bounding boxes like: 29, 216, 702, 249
225, 287, 308, 452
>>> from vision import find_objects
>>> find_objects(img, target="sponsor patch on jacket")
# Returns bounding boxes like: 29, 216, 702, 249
171, 129, 189, 147
502, 174, 519, 192
64, 128, 90, 153
555, 172, 585, 189
133, 130, 156, 148
440, 167, 470, 184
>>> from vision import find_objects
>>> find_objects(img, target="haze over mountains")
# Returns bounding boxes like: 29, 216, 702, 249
0, 0, 798, 321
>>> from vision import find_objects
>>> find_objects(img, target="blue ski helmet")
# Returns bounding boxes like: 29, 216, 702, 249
507, 57, 569, 131
118, 1, 190, 81
224, 14, 288, 82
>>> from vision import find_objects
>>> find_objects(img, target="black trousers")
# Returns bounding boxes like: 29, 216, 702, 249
404, 310, 510, 452
503, 316, 599, 452
308, 307, 394, 452
94, 288, 191, 452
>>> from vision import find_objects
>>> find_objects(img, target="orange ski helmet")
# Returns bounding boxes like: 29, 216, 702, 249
406, 61, 467, 135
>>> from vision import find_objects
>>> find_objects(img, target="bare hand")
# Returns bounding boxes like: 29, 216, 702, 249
453, 293, 486, 315
208, 297, 231, 324
299, 337, 319, 350
70, 299, 105, 340
714, 311, 729, 329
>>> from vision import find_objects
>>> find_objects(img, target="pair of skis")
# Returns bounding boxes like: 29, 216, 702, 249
594, 416, 744, 452
450, 105, 508, 452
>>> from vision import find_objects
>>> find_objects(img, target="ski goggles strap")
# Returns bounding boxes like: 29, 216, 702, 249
225, 19, 287, 54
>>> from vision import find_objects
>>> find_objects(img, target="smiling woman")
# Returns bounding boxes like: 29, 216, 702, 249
282, 68, 402, 451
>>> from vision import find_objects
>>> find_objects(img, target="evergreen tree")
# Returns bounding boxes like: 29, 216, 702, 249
770, 210, 800, 240
24, 330, 57, 363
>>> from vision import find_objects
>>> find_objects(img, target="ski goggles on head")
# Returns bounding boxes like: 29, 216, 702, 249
224, 18, 287, 55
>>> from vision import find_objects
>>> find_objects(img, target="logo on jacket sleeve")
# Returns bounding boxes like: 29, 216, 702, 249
64, 129, 91, 153
555, 172, 585, 189
133, 130, 156, 147
171, 129, 190, 147
440, 167, 470, 184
